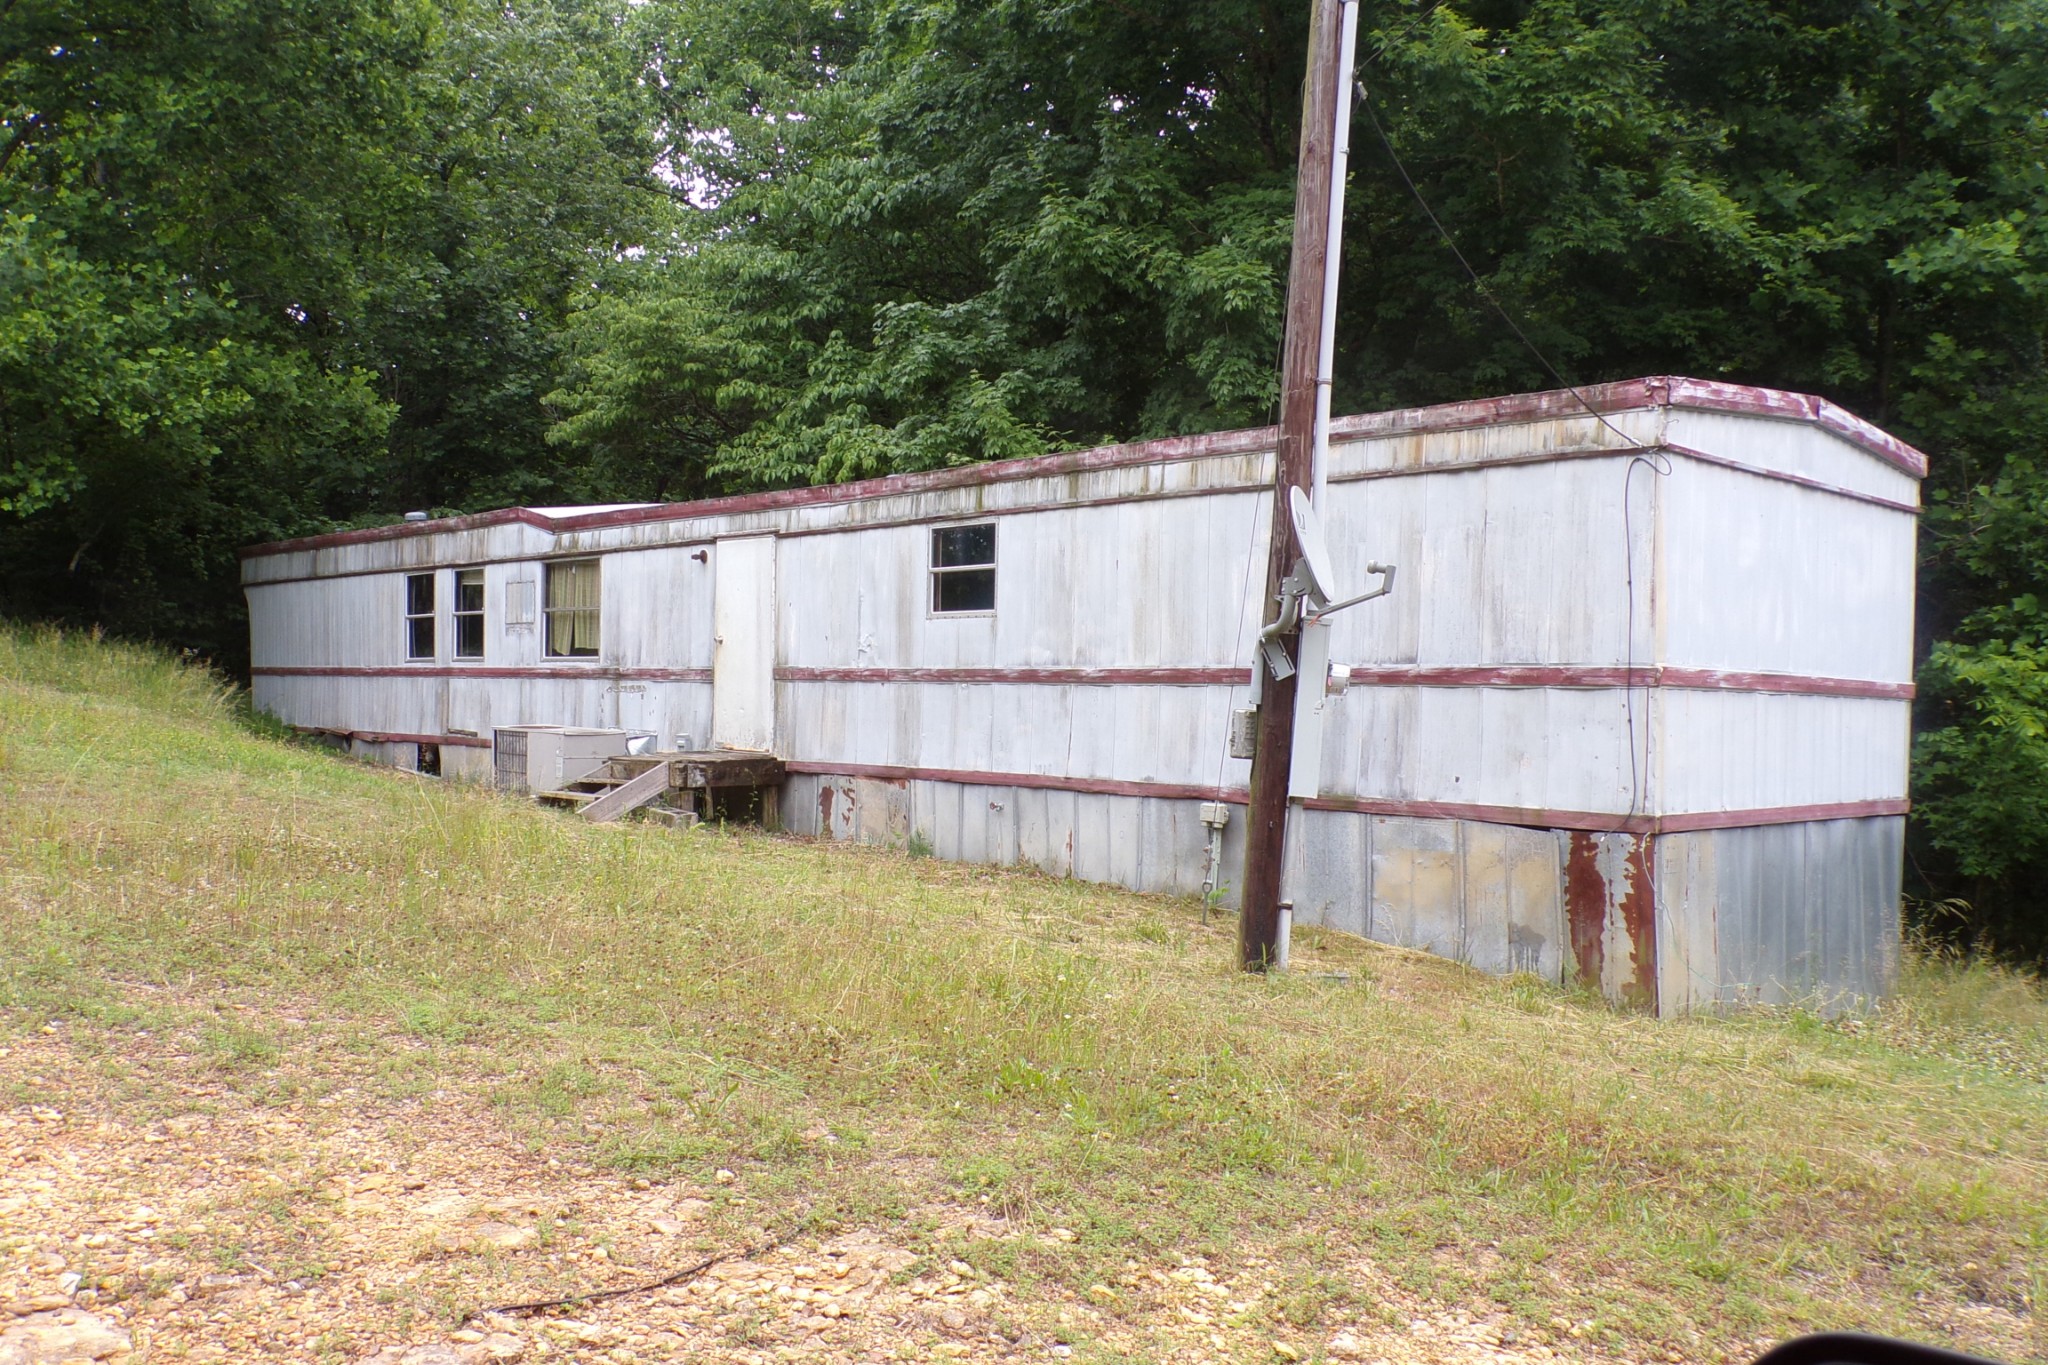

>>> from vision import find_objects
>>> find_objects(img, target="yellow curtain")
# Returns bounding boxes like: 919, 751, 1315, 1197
547, 561, 600, 655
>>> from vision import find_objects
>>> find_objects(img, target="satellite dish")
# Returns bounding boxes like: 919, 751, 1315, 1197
1254, 486, 1395, 688
1288, 486, 1339, 604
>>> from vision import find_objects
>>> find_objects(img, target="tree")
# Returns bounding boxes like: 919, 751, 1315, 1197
0, 0, 669, 662
547, 0, 1309, 491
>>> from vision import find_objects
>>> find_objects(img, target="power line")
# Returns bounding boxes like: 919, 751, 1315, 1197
1353, 80, 1643, 452
1353, 79, 1672, 815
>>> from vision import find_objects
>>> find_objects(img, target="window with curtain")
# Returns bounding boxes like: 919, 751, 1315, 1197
544, 559, 601, 657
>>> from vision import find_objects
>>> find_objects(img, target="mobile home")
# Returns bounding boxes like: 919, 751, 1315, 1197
243, 376, 1923, 1014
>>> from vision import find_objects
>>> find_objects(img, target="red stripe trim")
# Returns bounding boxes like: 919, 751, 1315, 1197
294, 726, 492, 749
253, 665, 713, 682
1339, 665, 1914, 700
617, 667, 712, 682
783, 663, 1913, 699
241, 376, 1925, 560
1299, 794, 1658, 833
1662, 444, 1920, 514
777, 666, 1246, 686
785, 762, 1909, 832
784, 761, 1245, 805
1660, 667, 1913, 700
1298, 793, 1909, 833
253, 661, 1910, 698
1653, 799, 1911, 832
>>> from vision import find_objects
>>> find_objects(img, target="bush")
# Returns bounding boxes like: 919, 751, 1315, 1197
1912, 636, 2048, 959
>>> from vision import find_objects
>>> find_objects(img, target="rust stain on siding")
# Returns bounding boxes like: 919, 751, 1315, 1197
1564, 832, 1659, 1011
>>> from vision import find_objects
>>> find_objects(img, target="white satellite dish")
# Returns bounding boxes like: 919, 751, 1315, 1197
1254, 486, 1397, 690
1288, 486, 1339, 605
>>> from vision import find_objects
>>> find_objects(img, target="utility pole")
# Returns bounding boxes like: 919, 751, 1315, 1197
1240, 0, 1353, 971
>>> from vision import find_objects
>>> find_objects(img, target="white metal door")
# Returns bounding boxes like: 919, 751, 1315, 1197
712, 535, 777, 752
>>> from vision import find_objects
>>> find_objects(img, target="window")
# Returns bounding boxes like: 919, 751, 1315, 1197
931, 523, 995, 614
405, 573, 435, 660
454, 569, 485, 659
544, 559, 601, 657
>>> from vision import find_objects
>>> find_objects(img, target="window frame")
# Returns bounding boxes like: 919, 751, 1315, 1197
542, 557, 602, 659
404, 572, 436, 661
928, 521, 997, 617
452, 568, 486, 660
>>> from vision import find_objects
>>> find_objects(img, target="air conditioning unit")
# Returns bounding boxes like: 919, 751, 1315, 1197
492, 726, 651, 793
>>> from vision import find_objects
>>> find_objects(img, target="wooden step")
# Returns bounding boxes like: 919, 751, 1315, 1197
668, 752, 786, 789
531, 751, 788, 819
582, 762, 674, 824
532, 789, 599, 807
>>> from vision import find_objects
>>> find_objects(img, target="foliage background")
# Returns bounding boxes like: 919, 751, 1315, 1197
4, 0, 2046, 954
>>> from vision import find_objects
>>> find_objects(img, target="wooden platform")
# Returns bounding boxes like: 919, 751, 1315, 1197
533, 750, 787, 824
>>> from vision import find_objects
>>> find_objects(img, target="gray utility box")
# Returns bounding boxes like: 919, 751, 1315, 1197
492, 725, 651, 794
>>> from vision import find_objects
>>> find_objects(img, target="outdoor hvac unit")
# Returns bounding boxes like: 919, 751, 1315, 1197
491, 725, 649, 793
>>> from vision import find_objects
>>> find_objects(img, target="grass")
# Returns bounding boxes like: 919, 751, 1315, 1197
4, 622, 2048, 1361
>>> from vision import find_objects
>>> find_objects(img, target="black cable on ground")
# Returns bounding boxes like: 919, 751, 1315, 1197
477, 1209, 812, 1319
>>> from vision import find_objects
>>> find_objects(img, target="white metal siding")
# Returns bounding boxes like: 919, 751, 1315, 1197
1657, 456, 1917, 682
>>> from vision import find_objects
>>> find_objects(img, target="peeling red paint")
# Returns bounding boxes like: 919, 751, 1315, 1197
1565, 834, 1608, 987
1332, 664, 1913, 701
818, 784, 836, 829
778, 666, 1244, 686
780, 663, 1913, 699
1328, 376, 1927, 478
1564, 832, 1659, 1011
783, 760, 1239, 804
783, 761, 1906, 833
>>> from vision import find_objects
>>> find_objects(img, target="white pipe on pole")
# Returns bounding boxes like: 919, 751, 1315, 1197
1281, 0, 1361, 971
1309, 0, 1361, 510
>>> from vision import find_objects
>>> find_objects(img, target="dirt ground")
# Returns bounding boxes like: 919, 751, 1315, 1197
0, 1000, 1643, 1365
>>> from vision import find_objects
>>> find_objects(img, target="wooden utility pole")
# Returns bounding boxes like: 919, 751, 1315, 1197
1240, 0, 1348, 971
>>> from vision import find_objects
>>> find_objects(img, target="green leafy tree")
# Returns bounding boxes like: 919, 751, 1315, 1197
0, 0, 668, 660
0, 0, 425, 650
547, 0, 1308, 491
